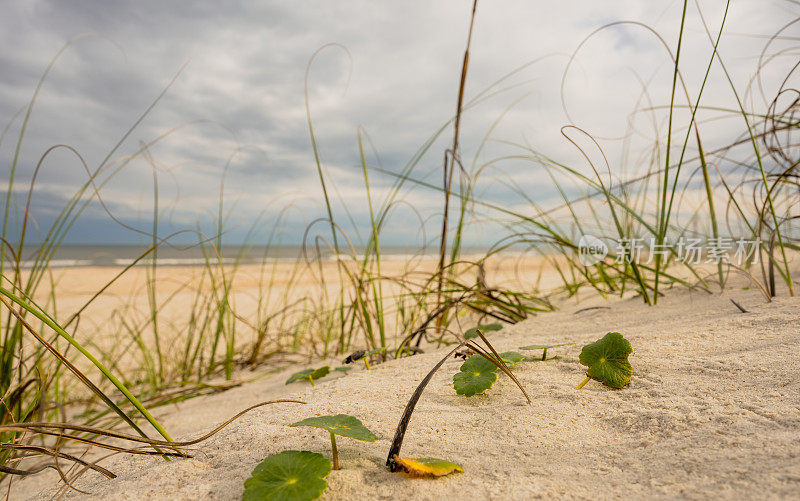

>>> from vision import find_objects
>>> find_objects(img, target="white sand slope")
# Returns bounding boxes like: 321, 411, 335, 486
24, 286, 800, 500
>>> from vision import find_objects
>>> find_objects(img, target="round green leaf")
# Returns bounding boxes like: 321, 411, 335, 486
309, 366, 330, 380
453, 355, 498, 396
498, 351, 525, 366
290, 414, 378, 442
578, 332, 632, 388
464, 323, 503, 340
465, 323, 503, 340
243, 450, 331, 501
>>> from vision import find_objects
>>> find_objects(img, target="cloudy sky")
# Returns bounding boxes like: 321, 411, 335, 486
1, 0, 796, 249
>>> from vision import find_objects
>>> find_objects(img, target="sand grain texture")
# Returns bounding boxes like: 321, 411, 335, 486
20, 287, 800, 500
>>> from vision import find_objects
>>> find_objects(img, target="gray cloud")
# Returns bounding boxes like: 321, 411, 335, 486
0, 0, 795, 248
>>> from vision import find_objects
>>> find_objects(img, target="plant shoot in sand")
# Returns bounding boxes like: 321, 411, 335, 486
386, 329, 530, 476
286, 366, 330, 386
519, 342, 575, 361
243, 450, 331, 501
290, 414, 377, 470
343, 347, 386, 370
575, 332, 632, 389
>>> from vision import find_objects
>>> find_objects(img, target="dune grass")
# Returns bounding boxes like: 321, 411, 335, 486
1, 0, 798, 491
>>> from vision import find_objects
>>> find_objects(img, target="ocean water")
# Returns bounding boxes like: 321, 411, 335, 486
8, 244, 480, 269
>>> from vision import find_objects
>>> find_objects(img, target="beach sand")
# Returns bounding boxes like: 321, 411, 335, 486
16, 253, 559, 381
17, 279, 800, 500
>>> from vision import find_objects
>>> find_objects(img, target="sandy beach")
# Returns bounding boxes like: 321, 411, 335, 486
17, 253, 558, 379
14, 278, 799, 500
4, 1, 798, 498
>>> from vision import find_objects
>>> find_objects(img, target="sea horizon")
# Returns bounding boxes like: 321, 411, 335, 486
6, 243, 498, 269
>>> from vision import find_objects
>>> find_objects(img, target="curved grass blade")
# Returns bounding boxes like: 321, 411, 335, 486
0, 399, 305, 452
0, 293, 157, 446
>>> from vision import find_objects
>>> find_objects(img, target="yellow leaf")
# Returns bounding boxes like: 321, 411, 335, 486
392, 455, 463, 478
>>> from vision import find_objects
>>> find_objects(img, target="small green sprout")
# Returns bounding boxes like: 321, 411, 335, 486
333, 366, 352, 374
342, 347, 386, 370
342, 350, 365, 364
575, 332, 632, 389
519, 342, 575, 361
243, 450, 331, 501
464, 323, 502, 339
285, 366, 330, 386
363, 347, 386, 370
290, 414, 377, 470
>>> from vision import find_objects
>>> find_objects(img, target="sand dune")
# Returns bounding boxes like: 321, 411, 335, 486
18, 282, 800, 500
